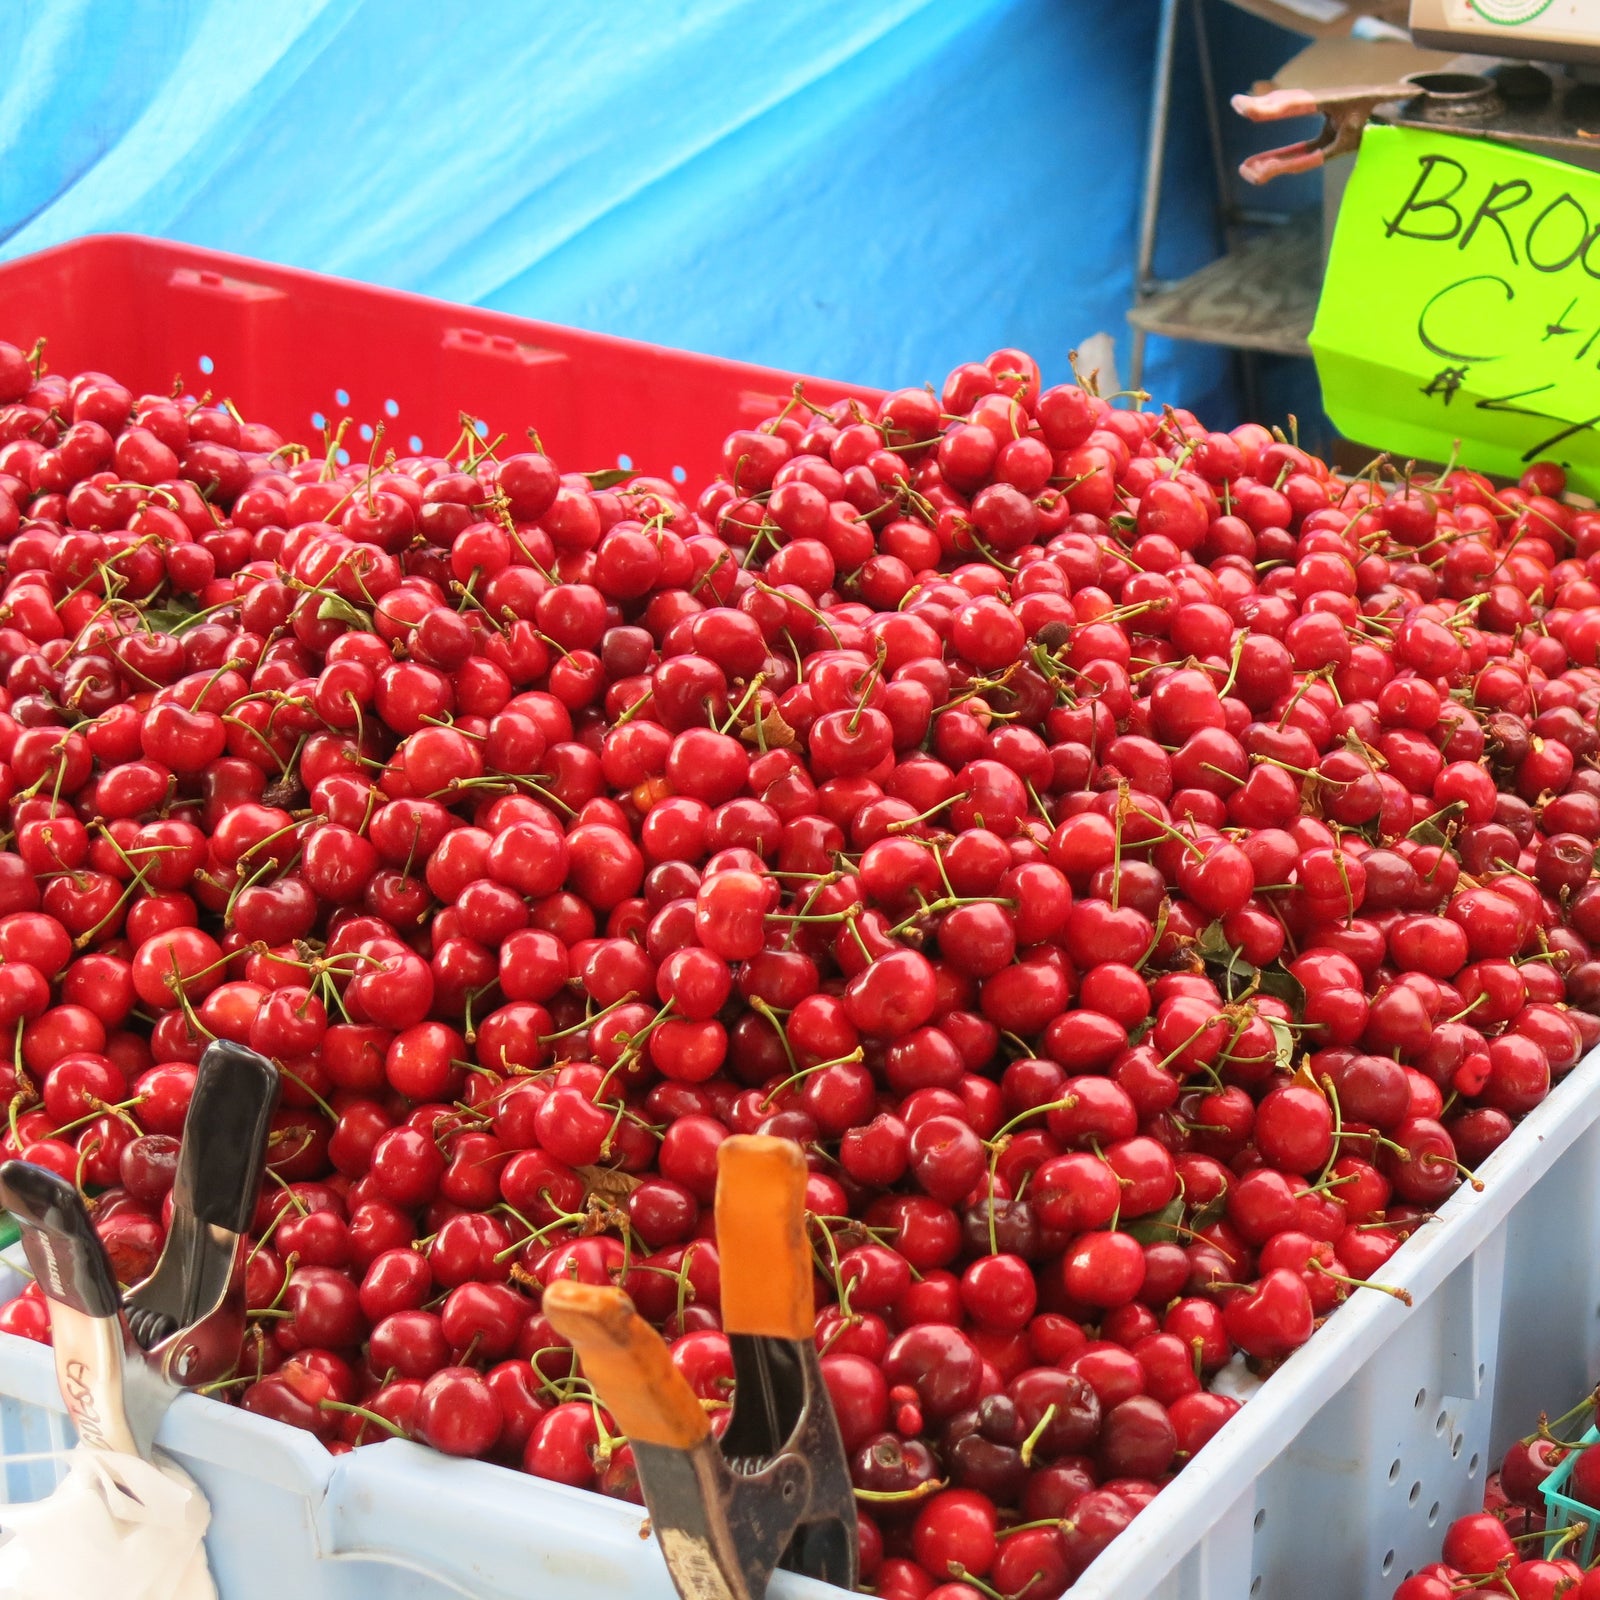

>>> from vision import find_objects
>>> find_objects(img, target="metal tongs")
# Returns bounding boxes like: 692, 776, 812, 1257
0, 1039, 279, 1459
1232, 83, 1418, 184
546, 1136, 857, 1600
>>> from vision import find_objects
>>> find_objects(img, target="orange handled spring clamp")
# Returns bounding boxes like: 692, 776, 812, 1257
545, 1136, 857, 1600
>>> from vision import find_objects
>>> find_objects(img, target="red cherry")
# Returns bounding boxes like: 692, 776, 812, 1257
414, 1366, 503, 1457
911, 1489, 998, 1582
1221, 1269, 1314, 1361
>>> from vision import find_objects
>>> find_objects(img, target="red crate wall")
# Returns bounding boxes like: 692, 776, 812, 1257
0, 235, 882, 490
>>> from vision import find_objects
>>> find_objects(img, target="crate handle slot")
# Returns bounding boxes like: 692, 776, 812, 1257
166, 268, 285, 304
738, 389, 788, 419
442, 328, 568, 368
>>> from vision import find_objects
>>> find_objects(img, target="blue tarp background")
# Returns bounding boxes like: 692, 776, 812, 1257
0, 0, 1316, 428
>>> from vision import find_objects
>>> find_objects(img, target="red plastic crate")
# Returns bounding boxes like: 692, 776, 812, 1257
0, 235, 882, 489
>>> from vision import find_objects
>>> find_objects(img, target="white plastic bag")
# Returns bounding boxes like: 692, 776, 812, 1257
0, 1446, 217, 1600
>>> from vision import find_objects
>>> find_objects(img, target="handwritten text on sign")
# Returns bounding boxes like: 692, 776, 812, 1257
1310, 124, 1600, 493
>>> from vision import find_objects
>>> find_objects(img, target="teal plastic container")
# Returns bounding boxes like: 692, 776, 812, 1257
1541, 1422, 1600, 1565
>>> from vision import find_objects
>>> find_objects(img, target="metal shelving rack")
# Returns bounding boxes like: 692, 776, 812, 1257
1126, 0, 1325, 407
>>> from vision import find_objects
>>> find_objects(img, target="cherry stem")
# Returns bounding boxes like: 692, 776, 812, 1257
278, 1068, 337, 1121
851, 1479, 948, 1505
1314, 1075, 1345, 1188
49, 1094, 145, 1141
73, 1135, 99, 1196
1127, 804, 1205, 862
252, 1254, 298, 1319
1133, 899, 1171, 972
889, 798, 959, 835
1018, 1403, 1057, 1469
245, 1202, 293, 1268
1503, 1522, 1578, 1547
719, 672, 768, 736
1527, 1390, 1600, 1445
985, 1096, 1081, 1149
1218, 628, 1249, 700
1309, 1261, 1413, 1306
264, 1168, 310, 1214
759, 1048, 863, 1111
946, 1565, 1007, 1600
886, 894, 1015, 941
748, 998, 799, 1077
753, 580, 840, 647
317, 1398, 407, 1440
1537, 1421, 1594, 1450
1153, 1018, 1217, 1076
196, 1373, 260, 1396
539, 994, 632, 1044
1539, 1519, 1586, 1560
1110, 796, 1132, 914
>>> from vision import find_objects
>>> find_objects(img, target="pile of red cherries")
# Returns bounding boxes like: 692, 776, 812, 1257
0, 336, 1597, 1600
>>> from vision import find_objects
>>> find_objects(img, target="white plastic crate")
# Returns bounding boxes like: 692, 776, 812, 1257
2, 1050, 1599, 1600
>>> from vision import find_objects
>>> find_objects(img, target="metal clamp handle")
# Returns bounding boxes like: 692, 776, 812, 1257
715, 1136, 814, 1344
171, 1039, 280, 1235
1232, 84, 1415, 184
0, 1162, 119, 1320
543, 1283, 711, 1451
0, 1160, 146, 1455
125, 1039, 279, 1360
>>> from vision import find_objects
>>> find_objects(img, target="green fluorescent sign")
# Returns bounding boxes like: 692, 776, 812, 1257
1312, 124, 1600, 494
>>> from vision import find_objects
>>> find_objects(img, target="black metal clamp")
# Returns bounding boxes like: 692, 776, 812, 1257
0, 1039, 279, 1459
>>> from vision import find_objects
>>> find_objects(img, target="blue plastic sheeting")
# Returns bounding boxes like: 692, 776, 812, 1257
0, 0, 1285, 422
